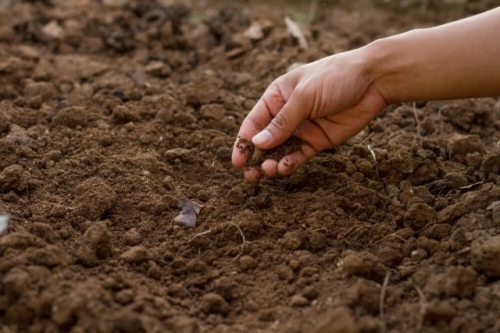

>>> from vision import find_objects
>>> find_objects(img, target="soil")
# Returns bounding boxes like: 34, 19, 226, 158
239, 136, 304, 168
1, 1, 500, 333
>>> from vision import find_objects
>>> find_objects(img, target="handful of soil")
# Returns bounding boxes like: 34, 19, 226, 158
236, 136, 303, 167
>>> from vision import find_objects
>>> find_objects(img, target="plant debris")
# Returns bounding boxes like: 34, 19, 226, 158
174, 198, 202, 228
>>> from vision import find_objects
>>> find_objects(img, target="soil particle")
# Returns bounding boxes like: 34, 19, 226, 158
421, 223, 452, 240
52, 106, 88, 128
155, 108, 173, 124
481, 152, 500, 174
281, 231, 303, 250
214, 276, 237, 301
311, 306, 358, 333
120, 246, 149, 264
23, 81, 56, 102
165, 148, 197, 164
0, 164, 27, 193
348, 279, 381, 316
471, 236, 500, 278
115, 289, 135, 305
465, 152, 483, 167
3, 267, 31, 303
73, 177, 117, 221
448, 134, 485, 157
445, 266, 477, 298
73, 221, 113, 267
123, 228, 142, 246
112, 105, 139, 124
199, 103, 225, 120
358, 316, 385, 333
0, 232, 45, 255
0, 110, 12, 133
290, 294, 309, 307
0, 139, 18, 170
226, 186, 247, 205
200, 293, 229, 315
424, 300, 456, 323
165, 316, 202, 333
376, 246, 403, 268
186, 259, 208, 273
444, 172, 468, 189
438, 184, 500, 224
277, 265, 295, 282
239, 255, 257, 271
28, 222, 59, 244
343, 251, 387, 283
248, 136, 304, 168
403, 203, 437, 231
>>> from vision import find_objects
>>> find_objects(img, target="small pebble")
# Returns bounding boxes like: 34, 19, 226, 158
290, 295, 309, 307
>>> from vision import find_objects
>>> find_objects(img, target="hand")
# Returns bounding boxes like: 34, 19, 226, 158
232, 48, 388, 182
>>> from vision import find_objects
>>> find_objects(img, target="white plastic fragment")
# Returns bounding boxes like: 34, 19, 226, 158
0, 215, 10, 234
174, 198, 202, 228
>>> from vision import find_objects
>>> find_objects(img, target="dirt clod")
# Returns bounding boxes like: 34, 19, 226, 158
200, 293, 229, 315
471, 236, 500, 278
73, 177, 117, 221
73, 221, 113, 267
52, 106, 88, 128
404, 203, 437, 231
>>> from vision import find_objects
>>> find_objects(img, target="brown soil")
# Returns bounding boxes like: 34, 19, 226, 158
240, 136, 304, 167
1, 1, 500, 332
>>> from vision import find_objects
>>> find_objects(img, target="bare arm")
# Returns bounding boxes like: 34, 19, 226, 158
371, 6, 500, 103
232, 7, 500, 182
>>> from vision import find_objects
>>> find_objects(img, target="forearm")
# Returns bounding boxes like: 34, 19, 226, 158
366, 7, 500, 104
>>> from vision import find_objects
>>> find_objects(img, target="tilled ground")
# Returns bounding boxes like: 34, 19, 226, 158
0, 1, 500, 332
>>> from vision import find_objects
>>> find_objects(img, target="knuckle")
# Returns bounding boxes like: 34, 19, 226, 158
271, 113, 289, 132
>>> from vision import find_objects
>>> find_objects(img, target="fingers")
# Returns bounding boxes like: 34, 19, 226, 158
232, 83, 287, 169
252, 86, 311, 150
260, 143, 317, 178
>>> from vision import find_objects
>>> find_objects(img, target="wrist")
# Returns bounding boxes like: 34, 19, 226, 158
362, 32, 416, 105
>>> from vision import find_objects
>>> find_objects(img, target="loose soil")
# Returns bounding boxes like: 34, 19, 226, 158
239, 136, 304, 168
1, 1, 500, 332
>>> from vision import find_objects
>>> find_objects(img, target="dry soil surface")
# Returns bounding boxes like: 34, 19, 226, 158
1, 0, 500, 332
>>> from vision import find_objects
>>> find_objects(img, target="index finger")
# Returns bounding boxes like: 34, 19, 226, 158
232, 83, 287, 168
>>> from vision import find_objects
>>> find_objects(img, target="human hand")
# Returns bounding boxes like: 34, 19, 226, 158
232, 48, 388, 182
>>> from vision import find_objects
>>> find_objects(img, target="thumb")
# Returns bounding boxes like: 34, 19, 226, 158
251, 89, 310, 149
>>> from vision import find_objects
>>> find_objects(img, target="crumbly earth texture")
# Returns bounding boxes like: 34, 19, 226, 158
242, 136, 304, 168
1, 1, 500, 332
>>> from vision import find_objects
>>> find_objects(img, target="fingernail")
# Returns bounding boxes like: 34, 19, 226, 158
252, 129, 272, 146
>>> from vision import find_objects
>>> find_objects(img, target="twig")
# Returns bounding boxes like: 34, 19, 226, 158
412, 102, 423, 146
226, 222, 246, 260
382, 233, 406, 243
456, 247, 471, 255
413, 284, 427, 330
188, 229, 212, 242
359, 132, 375, 145
368, 144, 380, 178
380, 271, 391, 330
341, 225, 357, 238
460, 181, 483, 190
